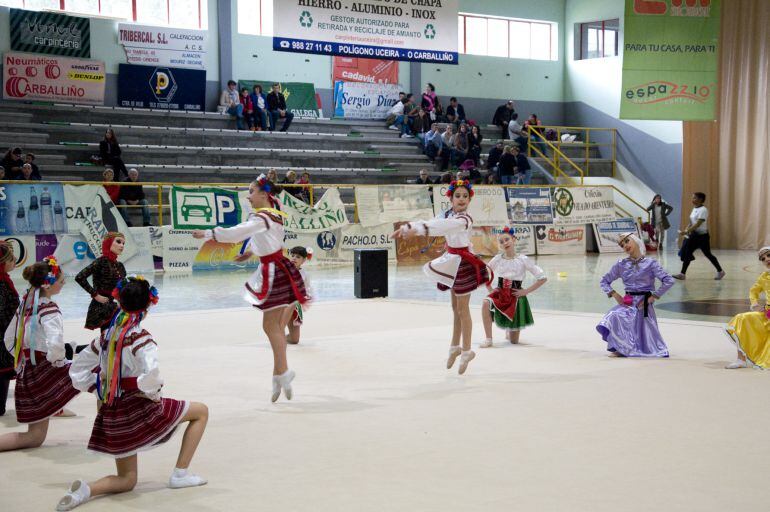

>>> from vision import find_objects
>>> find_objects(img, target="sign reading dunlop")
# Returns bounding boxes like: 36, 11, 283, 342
10, 8, 91, 58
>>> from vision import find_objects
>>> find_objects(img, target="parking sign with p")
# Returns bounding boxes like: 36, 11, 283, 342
170, 186, 243, 229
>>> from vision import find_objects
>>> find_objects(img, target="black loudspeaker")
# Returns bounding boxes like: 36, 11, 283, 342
354, 249, 388, 298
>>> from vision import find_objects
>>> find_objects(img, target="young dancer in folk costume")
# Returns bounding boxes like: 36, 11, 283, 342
282, 246, 314, 345
0, 256, 80, 452
480, 228, 547, 348
0, 241, 20, 416
76, 232, 127, 331
597, 232, 675, 358
393, 179, 492, 374
724, 247, 770, 369
192, 175, 309, 402
59, 277, 208, 511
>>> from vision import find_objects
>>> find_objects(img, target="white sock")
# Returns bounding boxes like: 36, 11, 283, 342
172, 468, 188, 478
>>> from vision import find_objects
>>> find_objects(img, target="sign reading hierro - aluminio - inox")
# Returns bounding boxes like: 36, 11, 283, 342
10, 8, 90, 58
118, 23, 207, 70
273, 0, 459, 64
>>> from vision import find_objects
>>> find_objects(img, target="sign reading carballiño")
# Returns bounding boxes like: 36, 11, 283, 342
3, 52, 106, 105
10, 8, 90, 58
620, 0, 720, 121
273, 0, 459, 64
118, 23, 207, 70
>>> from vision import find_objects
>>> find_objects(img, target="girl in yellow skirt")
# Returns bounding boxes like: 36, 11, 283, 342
725, 246, 770, 369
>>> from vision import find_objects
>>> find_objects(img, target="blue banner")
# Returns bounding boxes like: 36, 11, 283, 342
509, 188, 554, 224
117, 63, 206, 111
273, 37, 458, 64
0, 183, 68, 236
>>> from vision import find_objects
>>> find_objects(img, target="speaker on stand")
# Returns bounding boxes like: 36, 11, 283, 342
354, 249, 388, 298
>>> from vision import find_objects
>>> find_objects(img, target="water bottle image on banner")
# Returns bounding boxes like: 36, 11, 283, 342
0, 183, 68, 235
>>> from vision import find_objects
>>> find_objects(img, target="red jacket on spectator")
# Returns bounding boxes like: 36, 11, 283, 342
104, 184, 120, 204
240, 95, 254, 112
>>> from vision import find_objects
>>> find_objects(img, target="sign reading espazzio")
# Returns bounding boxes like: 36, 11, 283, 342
552, 187, 615, 225
118, 64, 206, 111
10, 8, 90, 58
170, 186, 243, 230
273, 0, 459, 64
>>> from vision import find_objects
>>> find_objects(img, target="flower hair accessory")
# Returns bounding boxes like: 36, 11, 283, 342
306, 247, 314, 261
498, 226, 517, 238
41, 255, 61, 287
446, 179, 474, 198
254, 173, 273, 194
111, 275, 159, 311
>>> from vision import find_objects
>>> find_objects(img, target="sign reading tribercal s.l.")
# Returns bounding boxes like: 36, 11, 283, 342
118, 23, 207, 70
273, 0, 459, 64
620, 0, 720, 121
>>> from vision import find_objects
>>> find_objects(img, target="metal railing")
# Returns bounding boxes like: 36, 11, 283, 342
524, 125, 617, 180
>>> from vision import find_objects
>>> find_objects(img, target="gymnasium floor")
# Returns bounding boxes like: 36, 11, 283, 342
2, 250, 767, 512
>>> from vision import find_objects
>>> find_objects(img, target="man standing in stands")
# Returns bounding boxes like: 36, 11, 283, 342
673, 192, 725, 281
118, 168, 152, 227
267, 83, 294, 132
512, 145, 532, 185
219, 80, 244, 130
446, 97, 466, 125
493, 100, 516, 140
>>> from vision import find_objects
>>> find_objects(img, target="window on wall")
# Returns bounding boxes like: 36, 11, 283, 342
0, 0, 208, 29
237, 0, 274, 36
458, 13, 558, 61
577, 19, 619, 60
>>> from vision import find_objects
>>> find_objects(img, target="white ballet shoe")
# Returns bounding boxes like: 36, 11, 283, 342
278, 369, 295, 401
725, 360, 747, 369
56, 479, 90, 511
458, 350, 476, 375
271, 375, 282, 403
169, 468, 208, 489
446, 346, 462, 369
479, 339, 493, 348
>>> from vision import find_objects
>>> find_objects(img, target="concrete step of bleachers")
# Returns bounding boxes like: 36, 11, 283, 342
531, 157, 614, 178
1, 131, 49, 145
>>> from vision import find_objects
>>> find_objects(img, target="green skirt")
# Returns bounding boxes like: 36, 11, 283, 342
491, 295, 534, 331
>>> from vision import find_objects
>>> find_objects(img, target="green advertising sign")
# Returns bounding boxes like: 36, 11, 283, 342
620, 0, 720, 121
239, 80, 321, 119
10, 8, 91, 58
170, 186, 243, 230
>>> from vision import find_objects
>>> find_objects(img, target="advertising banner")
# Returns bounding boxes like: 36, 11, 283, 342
433, 185, 510, 227
332, 56, 398, 84
339, 223, 395, 259
620, 0, 720, 121
238, 80, 321, 119
1, 235, 37, 278
117, 64, 206, 111
10, 8, 90, 58
53, 227, 154, 276
273, 0, 459, 64
552, 187, 615, 225
162, 227, 259, 273
333, 81, 400, 120
79, 188, 137, 260
286, 228, 350, 265
593, 217, 640, 253
279, 188, 349, 233
118, 23, 206, 69
170, 186, 243, 230
534, 224, 587, 255
3, 52, 105, 105
510, 187, 554, 224
356, 186, 434, 228
0, 183, 68, 236
393, 221, 445, 265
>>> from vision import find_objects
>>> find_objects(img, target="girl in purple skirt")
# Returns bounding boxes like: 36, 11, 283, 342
597, 232, 675, 357
58, 277, 208, 511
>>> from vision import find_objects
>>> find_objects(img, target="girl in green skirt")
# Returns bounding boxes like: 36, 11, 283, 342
480, 228, 547, 347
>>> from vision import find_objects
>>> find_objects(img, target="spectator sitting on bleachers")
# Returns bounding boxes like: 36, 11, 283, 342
1, 148, 23, 180
450, 123, 470, 166
524, 113, 547, 155
513, 145, 533, 185
439, 171, 452, 184
459, 159, 482, 184
249, 84, 269, 131
487, 141, 504, 173
102, 168, 120, 204
0, 166, 5, 180
24, 153, 42, 180
468, 124, 483, 165
99, 129, 128, 180
267, 168, 279, 183
267, 83, 294, 132
119, 168, 151, 227
498, 145, 516, 186
507, 113, 528, 148
220, 80, 244, 130
416, 168, 434, 185
240, 88, 256, 131
446, 97, 466, 125
282, 170, 303, 199
386, 97, 411, 138
16, 163, 40, 181
493, 100, 516, 140
297, 171, 311, 203
411, 108, 430, 144
436, 124, 454, 171
484, 172, 498, 184
423, 123, 442, 161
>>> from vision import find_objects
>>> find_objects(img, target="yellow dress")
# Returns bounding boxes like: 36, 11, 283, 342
726, 272, 770, 368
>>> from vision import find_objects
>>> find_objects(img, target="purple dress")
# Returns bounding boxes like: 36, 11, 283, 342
597, 257, 675, 357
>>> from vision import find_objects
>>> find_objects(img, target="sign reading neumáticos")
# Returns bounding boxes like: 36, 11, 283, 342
3, 52, 105, 105
620, 0, 720, 121
10, 8, 91, 58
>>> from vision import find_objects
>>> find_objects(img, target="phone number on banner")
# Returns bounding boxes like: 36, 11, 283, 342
273, 37, 458, 64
